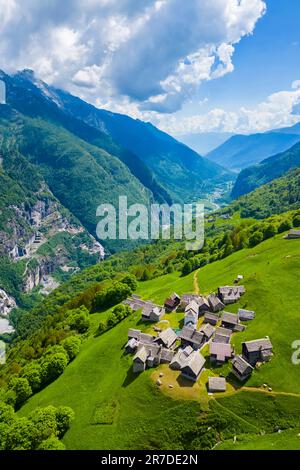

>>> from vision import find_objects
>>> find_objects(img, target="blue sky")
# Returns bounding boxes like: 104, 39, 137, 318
194, 0, 300, 110
0, 0, 299, 136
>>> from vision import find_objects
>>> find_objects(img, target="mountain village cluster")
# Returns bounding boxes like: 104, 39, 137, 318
124, 279, 273, 393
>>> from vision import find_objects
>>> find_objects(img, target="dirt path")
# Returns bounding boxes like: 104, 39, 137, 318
242, 386, 300, 398
193, 269, 200, 295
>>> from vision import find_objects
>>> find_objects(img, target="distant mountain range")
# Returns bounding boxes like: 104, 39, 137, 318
232, 141, 300, 198
177, 132, 234, 155
207, 130, 300, 172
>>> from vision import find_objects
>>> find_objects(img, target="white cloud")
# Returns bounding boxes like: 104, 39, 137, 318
292, 80, 300, 90
0, 0, 266, 113
159, 85, 300, 135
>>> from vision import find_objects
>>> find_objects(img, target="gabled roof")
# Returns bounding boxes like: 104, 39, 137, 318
232, 355, 253, 375
208, 294, 225, 311
222, 311, 239, 325
160, 348, 175, 362
133, 346, 148, 363
199, 323, 215, 339
208, 377, 227, 392
204, 312, 219, 322
182, 351, 205, 377
197, 296, 210, 309
128, 329, 155, 344
238, 309, 255, 321
155, 328, 177, 348
213, 326, 232, 344
215, 326, 232, 338
126, 338, 138, 349
179, 327, 204, 346
185, 300, 199, 314
243, 338, 273, 353
210, 342, 233, 361
170, 347, 193, 369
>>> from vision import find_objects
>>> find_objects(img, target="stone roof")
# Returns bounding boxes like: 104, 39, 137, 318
199, 323, 215, 339
179, 327, 204, 347
185, 300, 199, 314
208, 294, 225, 311
232, 355, 253, 375
238, 309, 255, 321
208, 377, 227, 392
155, 327, 178, 348
210, 342, 233, 361
222, 311, 239, 325
204, 312, 219, 322
243, 338, 273, 353
133, 346, 148, 363
182, 351, 205, 377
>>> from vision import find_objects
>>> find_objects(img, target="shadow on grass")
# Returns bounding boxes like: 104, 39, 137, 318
176, 375, 195, 388
122, 367, 140, 387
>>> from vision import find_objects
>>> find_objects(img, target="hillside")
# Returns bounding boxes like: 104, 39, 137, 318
207, 132, 300, 171
232, 142, 300, 198
15, 233, 300, 450
228, 168, 300, 219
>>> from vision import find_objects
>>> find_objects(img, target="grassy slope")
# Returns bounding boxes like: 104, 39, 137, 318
19, 235, 300, 450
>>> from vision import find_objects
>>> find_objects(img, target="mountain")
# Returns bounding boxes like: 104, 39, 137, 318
229, 167, 300, 219
207, 132, 300, 171
232, 141, 300, 198
176, 132, 234, 155
274, 120, 300, 135
13, 71, 233, 203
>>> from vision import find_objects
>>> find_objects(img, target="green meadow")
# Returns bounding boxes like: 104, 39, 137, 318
19, 235, 300, 450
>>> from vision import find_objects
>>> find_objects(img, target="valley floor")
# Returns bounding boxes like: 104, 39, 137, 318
19, 235, 300, 450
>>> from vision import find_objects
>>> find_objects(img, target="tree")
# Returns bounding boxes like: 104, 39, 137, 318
55, 406, 75, 438
38, 436, 66, 450
22, 363, 43, 392
61, 336, 81, 361
182, 261, 192, 276
249, 231, 264, 248
0, 401, 15, 424
5, 417, 36, 450
107, 313, 117, 328
67, 306, 90, 333
121, 274, 138, 291
97, 320, 107, 335
92, 282, 132, 312
9, 377, 32, 408
40, 353, 68, 384
278, 219, 292, 233
263, 223, 277, 240
293, 215, 300, 227
29, 406, 58, 442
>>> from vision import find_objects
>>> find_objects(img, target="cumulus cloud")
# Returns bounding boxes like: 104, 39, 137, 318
0, 0, 266, 113
159, 84, 300, 135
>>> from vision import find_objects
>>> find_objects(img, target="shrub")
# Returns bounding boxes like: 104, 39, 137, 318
22, 363, 43, 393
293, 215, 300, 227
263, 224, 277, 240
121, 274, 138, 291
61, 336, 81, 361
9, 377, 32, 408
92, 282, 132, 312
38, 436, 66, 450
249, 231, 264, 247
40, 353, 68, 384
278, 219, 292, 233
55, 406, 75, 438
66, 306, 90, 333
